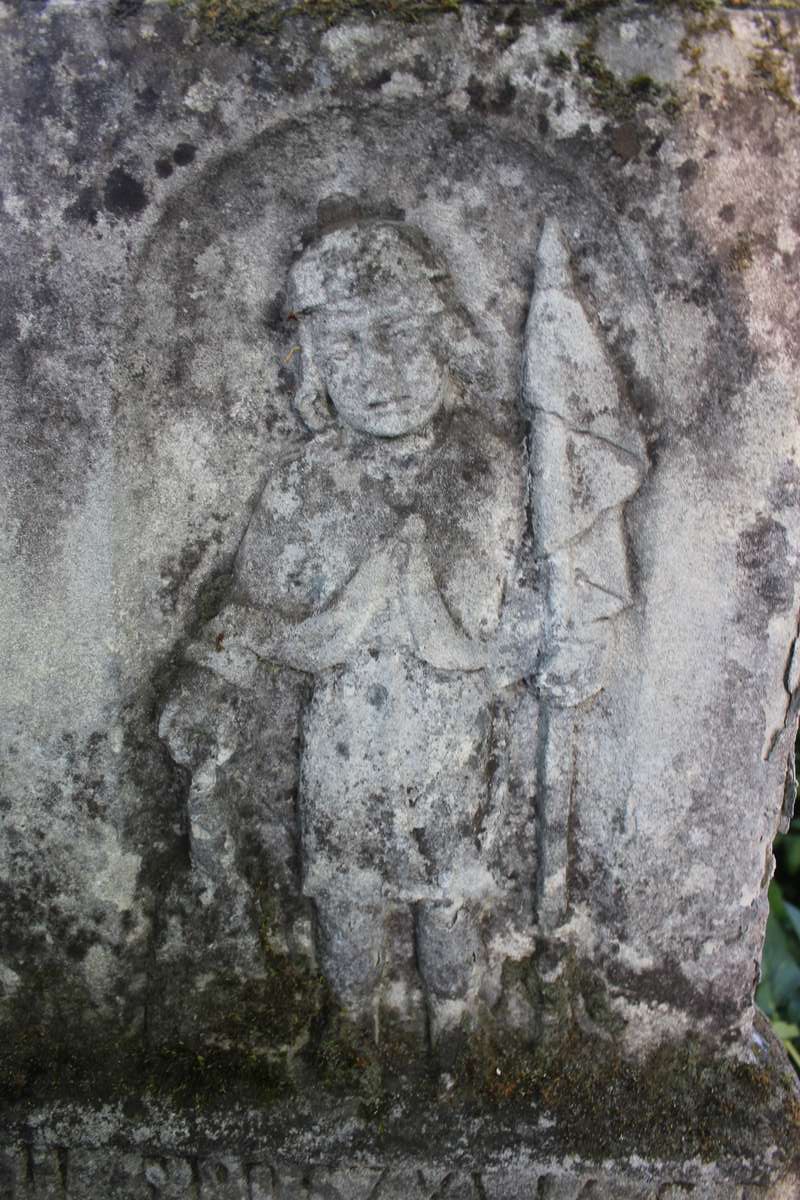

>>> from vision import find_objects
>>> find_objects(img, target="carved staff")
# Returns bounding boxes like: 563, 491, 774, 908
524, 220, 648, 952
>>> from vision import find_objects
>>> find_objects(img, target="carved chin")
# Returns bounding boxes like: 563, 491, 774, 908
344, 403, 435, 438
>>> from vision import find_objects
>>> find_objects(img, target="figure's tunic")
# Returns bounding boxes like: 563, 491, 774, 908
233, 409, 528, 907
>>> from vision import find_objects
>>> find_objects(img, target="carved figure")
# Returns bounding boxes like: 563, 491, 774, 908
159, 213, 646, 1048
162, 218, 541, 1045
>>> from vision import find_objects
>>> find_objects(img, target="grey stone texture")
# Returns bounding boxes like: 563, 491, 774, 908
1, 0, 800, 1195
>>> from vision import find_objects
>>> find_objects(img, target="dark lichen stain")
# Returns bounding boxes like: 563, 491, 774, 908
159, 536, 215, 613
546, 49, 572, 75
677, 157, 700, 190
135, 84, 160, 115
103, 166, 149, 219
64, 186, 100, 226
718, 202, 736, 224
768, 461, 800, 514
193, 570, 234, 628
365, 68, 392, 91
610, 121, 640, 161
466, 74, 515, 114
156, 156, 175, 179
737, 516, 793, 611
173, 142, 198, 166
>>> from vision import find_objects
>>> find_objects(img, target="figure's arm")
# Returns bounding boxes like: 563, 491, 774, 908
185, 603, 286, 687
401, 522, 490, 672
400, 519, 546, 683
187, 544, 396, 680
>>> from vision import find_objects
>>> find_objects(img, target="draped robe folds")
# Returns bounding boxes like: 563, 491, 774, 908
229, 408, 534, 911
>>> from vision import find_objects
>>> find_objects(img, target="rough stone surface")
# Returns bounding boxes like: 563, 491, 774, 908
1, 1, 800, 1195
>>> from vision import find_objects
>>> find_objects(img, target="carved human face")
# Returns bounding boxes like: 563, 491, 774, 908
309, 295, 445, 438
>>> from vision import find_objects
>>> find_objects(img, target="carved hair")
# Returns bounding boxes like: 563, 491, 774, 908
287, 219, 475, 433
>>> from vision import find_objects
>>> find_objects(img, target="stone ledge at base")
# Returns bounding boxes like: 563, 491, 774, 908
3, 1017, 800, 1198
1, 1147, 798, 1200
2, 1034, 799, 1200
0, 1125, 798, 1200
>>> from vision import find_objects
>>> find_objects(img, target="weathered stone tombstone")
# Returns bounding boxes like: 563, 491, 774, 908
1, 1, 799, 1196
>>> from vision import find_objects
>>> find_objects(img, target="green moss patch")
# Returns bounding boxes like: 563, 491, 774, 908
454, 1023, 800, 1165
751, 45, 798, 110
574, 25, 681, 117
169, 0, 461, 41
4, 966, 800, 1172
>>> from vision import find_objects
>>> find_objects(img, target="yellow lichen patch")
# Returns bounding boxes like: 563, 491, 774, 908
749, 13, 799, 109
729, 232, 755, 272
751, 46, 798, 109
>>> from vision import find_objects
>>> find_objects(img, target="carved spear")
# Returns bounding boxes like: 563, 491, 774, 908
523, 220, 647, 973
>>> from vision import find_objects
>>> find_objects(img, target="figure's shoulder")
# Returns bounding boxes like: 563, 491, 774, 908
255, 431, 351, 517
273, 430, 343, 475
234, 430, 365, 611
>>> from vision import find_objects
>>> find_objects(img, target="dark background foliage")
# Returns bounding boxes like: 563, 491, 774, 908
758, 735, 800, 1071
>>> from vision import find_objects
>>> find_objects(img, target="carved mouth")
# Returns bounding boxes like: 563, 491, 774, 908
368, 397, 408, 410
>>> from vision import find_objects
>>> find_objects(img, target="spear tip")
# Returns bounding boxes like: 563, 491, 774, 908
535, 218, 571, 291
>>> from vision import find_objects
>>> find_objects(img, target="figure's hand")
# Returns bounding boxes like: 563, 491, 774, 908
158, 663, 240, 774
185, 604, 275, 689
276, 546, 394, 670
485, 573, 544, 690
534, 630, 609, 708
401, 540, 489, 672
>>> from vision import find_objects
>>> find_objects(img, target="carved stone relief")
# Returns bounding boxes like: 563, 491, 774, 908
158, 210, 644, 1048
3, 3, 800, 1195
0, 1145, 782, 1200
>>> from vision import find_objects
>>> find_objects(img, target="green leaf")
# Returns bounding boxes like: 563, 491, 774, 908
756, 978, 777, 1019
769, 879, 787, 920
784, 900, 800, 946
761, 913, 800, 1011
771, 1020, 800, 1040
782, 836, 800, 876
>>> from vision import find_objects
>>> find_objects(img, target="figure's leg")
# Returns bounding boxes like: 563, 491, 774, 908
377, 904, 428, 1046
415, 902, 485, 1052
313, 890, 385, 1037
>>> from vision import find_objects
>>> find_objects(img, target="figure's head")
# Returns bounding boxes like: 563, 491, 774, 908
288, 221, 456, 438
